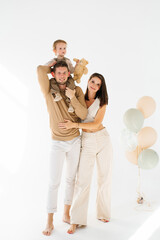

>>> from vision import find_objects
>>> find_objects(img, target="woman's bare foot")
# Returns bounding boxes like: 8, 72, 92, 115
42, 224, 54, 236
63, 214, 70, 224
99, 219, 109, 223
63, 204, 71, 224
67, 224, 77, 234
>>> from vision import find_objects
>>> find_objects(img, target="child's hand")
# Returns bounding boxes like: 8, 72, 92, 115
75, 60, 79, 67
73, 58, 79, 63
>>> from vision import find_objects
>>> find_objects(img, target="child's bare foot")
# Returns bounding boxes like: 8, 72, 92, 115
63, 214, 70, 224
67, 224, 77, 234
99, 219, 109, 223
42, 224, 54, 236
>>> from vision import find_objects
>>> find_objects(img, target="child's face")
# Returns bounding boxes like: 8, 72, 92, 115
54, 43, 67, 57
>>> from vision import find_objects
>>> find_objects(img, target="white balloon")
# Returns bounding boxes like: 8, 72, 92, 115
138, 149, 159, 169
123, 108, 144, 133
120, 128, 138, 151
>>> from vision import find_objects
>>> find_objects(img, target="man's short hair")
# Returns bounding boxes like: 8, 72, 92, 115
53, 39, 67, 50
51, 61, 69, 73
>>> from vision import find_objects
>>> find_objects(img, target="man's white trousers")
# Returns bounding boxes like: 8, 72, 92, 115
47, 136, 81, 213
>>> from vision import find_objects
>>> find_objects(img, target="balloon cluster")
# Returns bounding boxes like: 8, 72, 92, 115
121, 96, 159, 169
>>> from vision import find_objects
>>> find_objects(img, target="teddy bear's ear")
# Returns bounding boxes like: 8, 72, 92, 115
86, 60, 89, 64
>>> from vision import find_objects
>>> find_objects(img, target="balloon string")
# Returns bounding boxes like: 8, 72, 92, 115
137, 146, 142, 198
137, 166, 141, 198
135, 146, 152, 210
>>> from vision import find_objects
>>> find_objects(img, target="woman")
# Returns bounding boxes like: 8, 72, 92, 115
58, 73, 113, 234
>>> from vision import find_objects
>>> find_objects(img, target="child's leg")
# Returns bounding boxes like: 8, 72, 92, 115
66, 97, 74, 113
50, 78, 62, 101
66, 78, 75, 112
67, 77, 76, 90
68, 103, 74, 113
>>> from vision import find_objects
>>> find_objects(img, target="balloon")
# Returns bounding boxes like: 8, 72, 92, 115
120, 128, 137, 151
138, 149, 159, 169
123, 108, 144, 133
138, 127, 157, 149
137, 96, 156, 118
125, 147, 141, 165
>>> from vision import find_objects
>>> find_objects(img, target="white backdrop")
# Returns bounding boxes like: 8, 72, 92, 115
0, 0, 160, 240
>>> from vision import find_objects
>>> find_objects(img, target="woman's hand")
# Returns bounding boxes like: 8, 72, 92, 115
58, 119, 75, 129
65, 87, 75, 99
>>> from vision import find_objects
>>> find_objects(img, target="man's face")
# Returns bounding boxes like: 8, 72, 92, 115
53, 67, 70, 85
54, 43, 67, 57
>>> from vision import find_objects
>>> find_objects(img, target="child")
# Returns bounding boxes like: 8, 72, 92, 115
46, 39, 76, 113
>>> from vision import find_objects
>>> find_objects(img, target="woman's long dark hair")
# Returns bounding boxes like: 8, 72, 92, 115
85, 73, 108, 107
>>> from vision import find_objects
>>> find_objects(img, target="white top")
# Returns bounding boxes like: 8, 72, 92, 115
82, 98, 100, 123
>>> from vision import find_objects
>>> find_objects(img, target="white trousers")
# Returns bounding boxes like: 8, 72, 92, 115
47, 136, 81, 213
70, 128, 113, 225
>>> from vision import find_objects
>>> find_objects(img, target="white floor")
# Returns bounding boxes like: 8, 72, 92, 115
1, 155, 160, 240
1, 196, 160, 240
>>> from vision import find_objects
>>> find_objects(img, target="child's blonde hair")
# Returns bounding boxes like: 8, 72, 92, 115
53, 39, 67, 50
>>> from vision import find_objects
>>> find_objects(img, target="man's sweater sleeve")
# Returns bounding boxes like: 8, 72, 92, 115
71, 87, 88, 120
44, 58, 55, 66
37, 65, 51, 97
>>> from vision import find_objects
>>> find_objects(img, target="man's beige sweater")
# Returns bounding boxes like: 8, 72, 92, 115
37, 65, 87, 141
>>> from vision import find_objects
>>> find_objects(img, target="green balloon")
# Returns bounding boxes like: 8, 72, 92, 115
138, 149, 159, 169
123, 108, 144, 133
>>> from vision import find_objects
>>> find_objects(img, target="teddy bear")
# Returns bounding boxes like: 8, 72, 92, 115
73, 58, 89, 83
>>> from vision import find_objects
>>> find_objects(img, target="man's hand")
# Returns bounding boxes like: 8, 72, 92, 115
48, 61, 57, 67
65, 87, 76, 99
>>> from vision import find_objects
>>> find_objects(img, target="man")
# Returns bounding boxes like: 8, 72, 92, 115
37, 61, 87, 236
